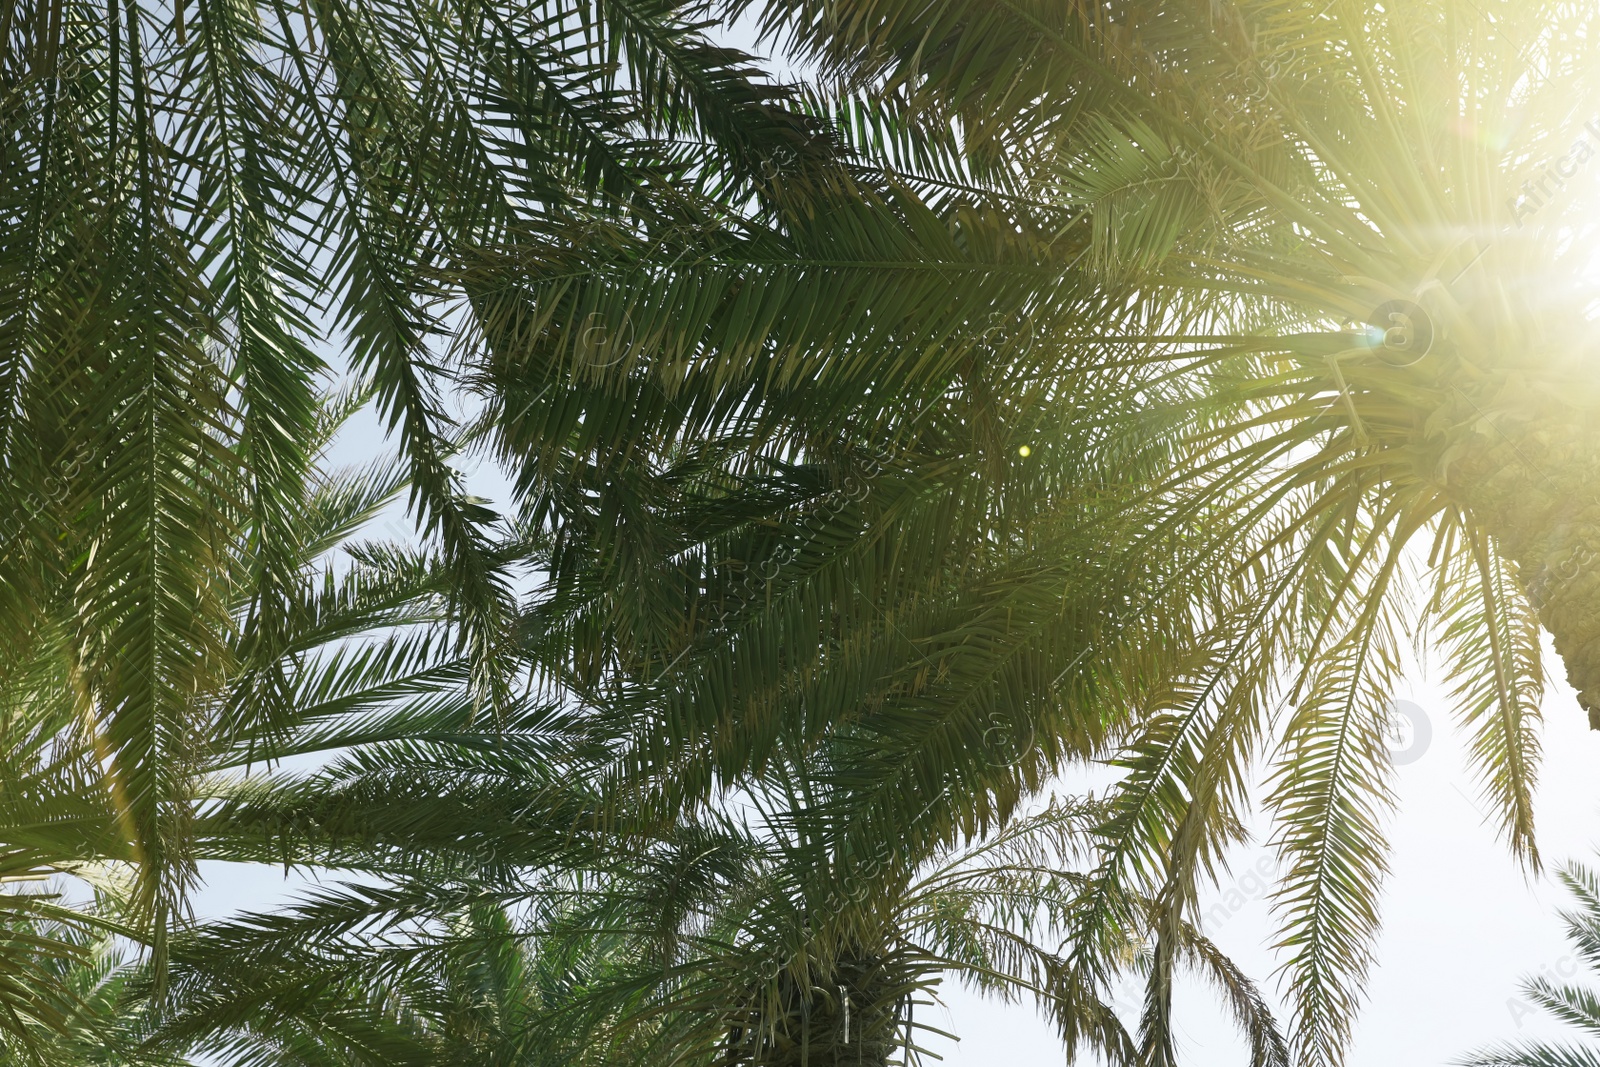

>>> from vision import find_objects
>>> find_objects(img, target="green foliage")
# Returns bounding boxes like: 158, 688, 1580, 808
1462, 861, 1600, 1067
718, 1, 1600, 1061
9, 0, 1600, 1065
0, 919, 187, 1067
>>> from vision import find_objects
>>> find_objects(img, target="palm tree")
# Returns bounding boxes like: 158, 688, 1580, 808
0, 918, 188, 1066
1461, 858, 1600, 1067
18, 1, 1600, 1063
0, 379, 520, 1038
147, 770, 1286, 1067
674, 0, 1600, 1061
477, 0, 1600, 1062
4, 7, 1136, 1023
503, 274, 1251, 1059
162, 375, 1272, 1067
0, 0, 851, 953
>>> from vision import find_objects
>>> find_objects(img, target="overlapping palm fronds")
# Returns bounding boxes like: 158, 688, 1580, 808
0, 0, 843, 944
147, 757, 1286, 1067
0, 918, 186, 1067
0, 385, 519, 1030
14, 0, 1600, 1064
571, 1, 1600, 1061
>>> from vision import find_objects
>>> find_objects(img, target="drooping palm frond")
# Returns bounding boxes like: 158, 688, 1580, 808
0, 380, 516, 1020
2, 0, 872, 948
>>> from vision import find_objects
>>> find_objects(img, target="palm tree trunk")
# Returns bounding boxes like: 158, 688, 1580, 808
729, 968, 902, 1066
1447, 404, 1600, 724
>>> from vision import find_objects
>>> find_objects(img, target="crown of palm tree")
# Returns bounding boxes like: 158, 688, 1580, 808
146, 762, 1286, 1067
482, 1, 1600, 1062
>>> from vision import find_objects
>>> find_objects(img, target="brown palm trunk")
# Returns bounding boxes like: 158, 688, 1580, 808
1444, 397, 1600, 724
725, 962, 903, 1066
